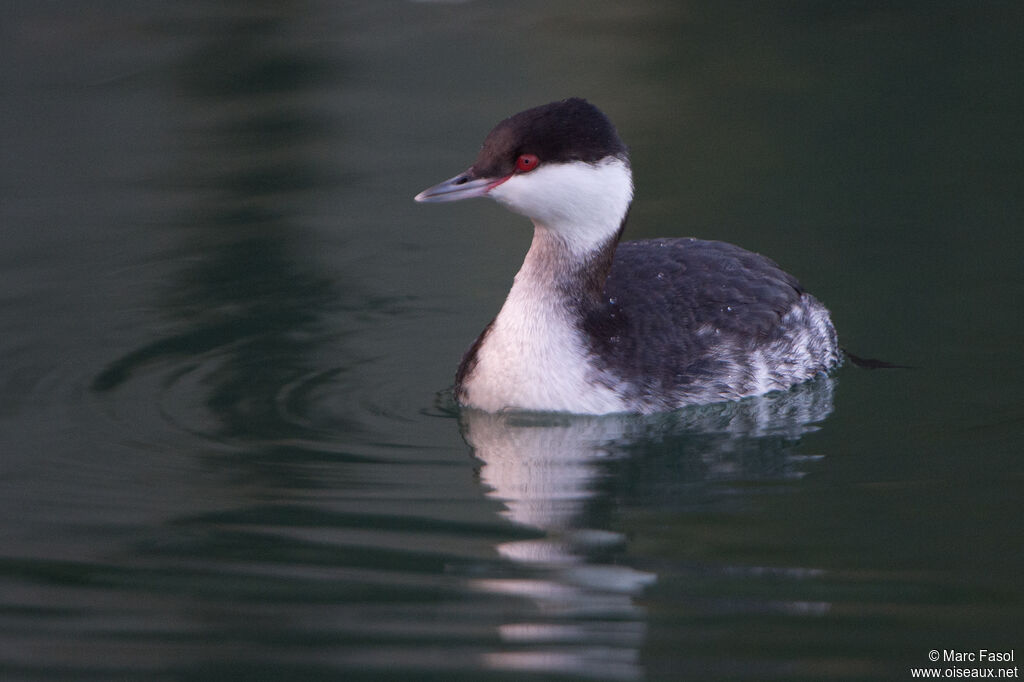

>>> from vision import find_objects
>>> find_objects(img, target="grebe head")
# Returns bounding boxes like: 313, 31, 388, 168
415, 98, 634, 253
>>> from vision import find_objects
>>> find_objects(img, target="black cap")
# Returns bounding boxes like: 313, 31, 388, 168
470, 98, 629, 179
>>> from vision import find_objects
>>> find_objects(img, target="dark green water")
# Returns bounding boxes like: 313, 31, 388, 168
1, 2, 1021, 680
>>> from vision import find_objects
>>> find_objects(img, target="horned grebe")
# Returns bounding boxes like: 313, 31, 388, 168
415, 98, 840, 414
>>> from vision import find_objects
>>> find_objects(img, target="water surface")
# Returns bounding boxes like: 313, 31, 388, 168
1, 3, 1021, 680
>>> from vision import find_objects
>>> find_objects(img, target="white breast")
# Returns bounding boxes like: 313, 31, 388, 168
460, 285, 626, 414
458, 225, 627, 414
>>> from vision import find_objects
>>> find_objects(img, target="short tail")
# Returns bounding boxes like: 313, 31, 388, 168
842, 348, 912, 370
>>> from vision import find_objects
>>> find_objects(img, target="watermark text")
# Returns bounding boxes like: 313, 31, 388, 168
910, 649, 1017, 679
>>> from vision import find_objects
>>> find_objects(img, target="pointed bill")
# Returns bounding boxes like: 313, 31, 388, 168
414, 170, 509, 203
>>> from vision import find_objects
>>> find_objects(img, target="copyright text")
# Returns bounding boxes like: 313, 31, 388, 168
911, 649, 1017, 679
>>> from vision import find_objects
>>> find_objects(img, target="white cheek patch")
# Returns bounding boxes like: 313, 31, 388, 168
489, 158, 633, 256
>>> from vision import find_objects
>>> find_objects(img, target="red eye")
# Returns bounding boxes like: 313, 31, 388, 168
515, 153, 539, 172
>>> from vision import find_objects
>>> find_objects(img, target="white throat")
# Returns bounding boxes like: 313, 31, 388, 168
457, 157, 634, 414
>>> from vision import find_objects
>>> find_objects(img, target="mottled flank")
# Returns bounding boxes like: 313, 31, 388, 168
580, 238, 840, 413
